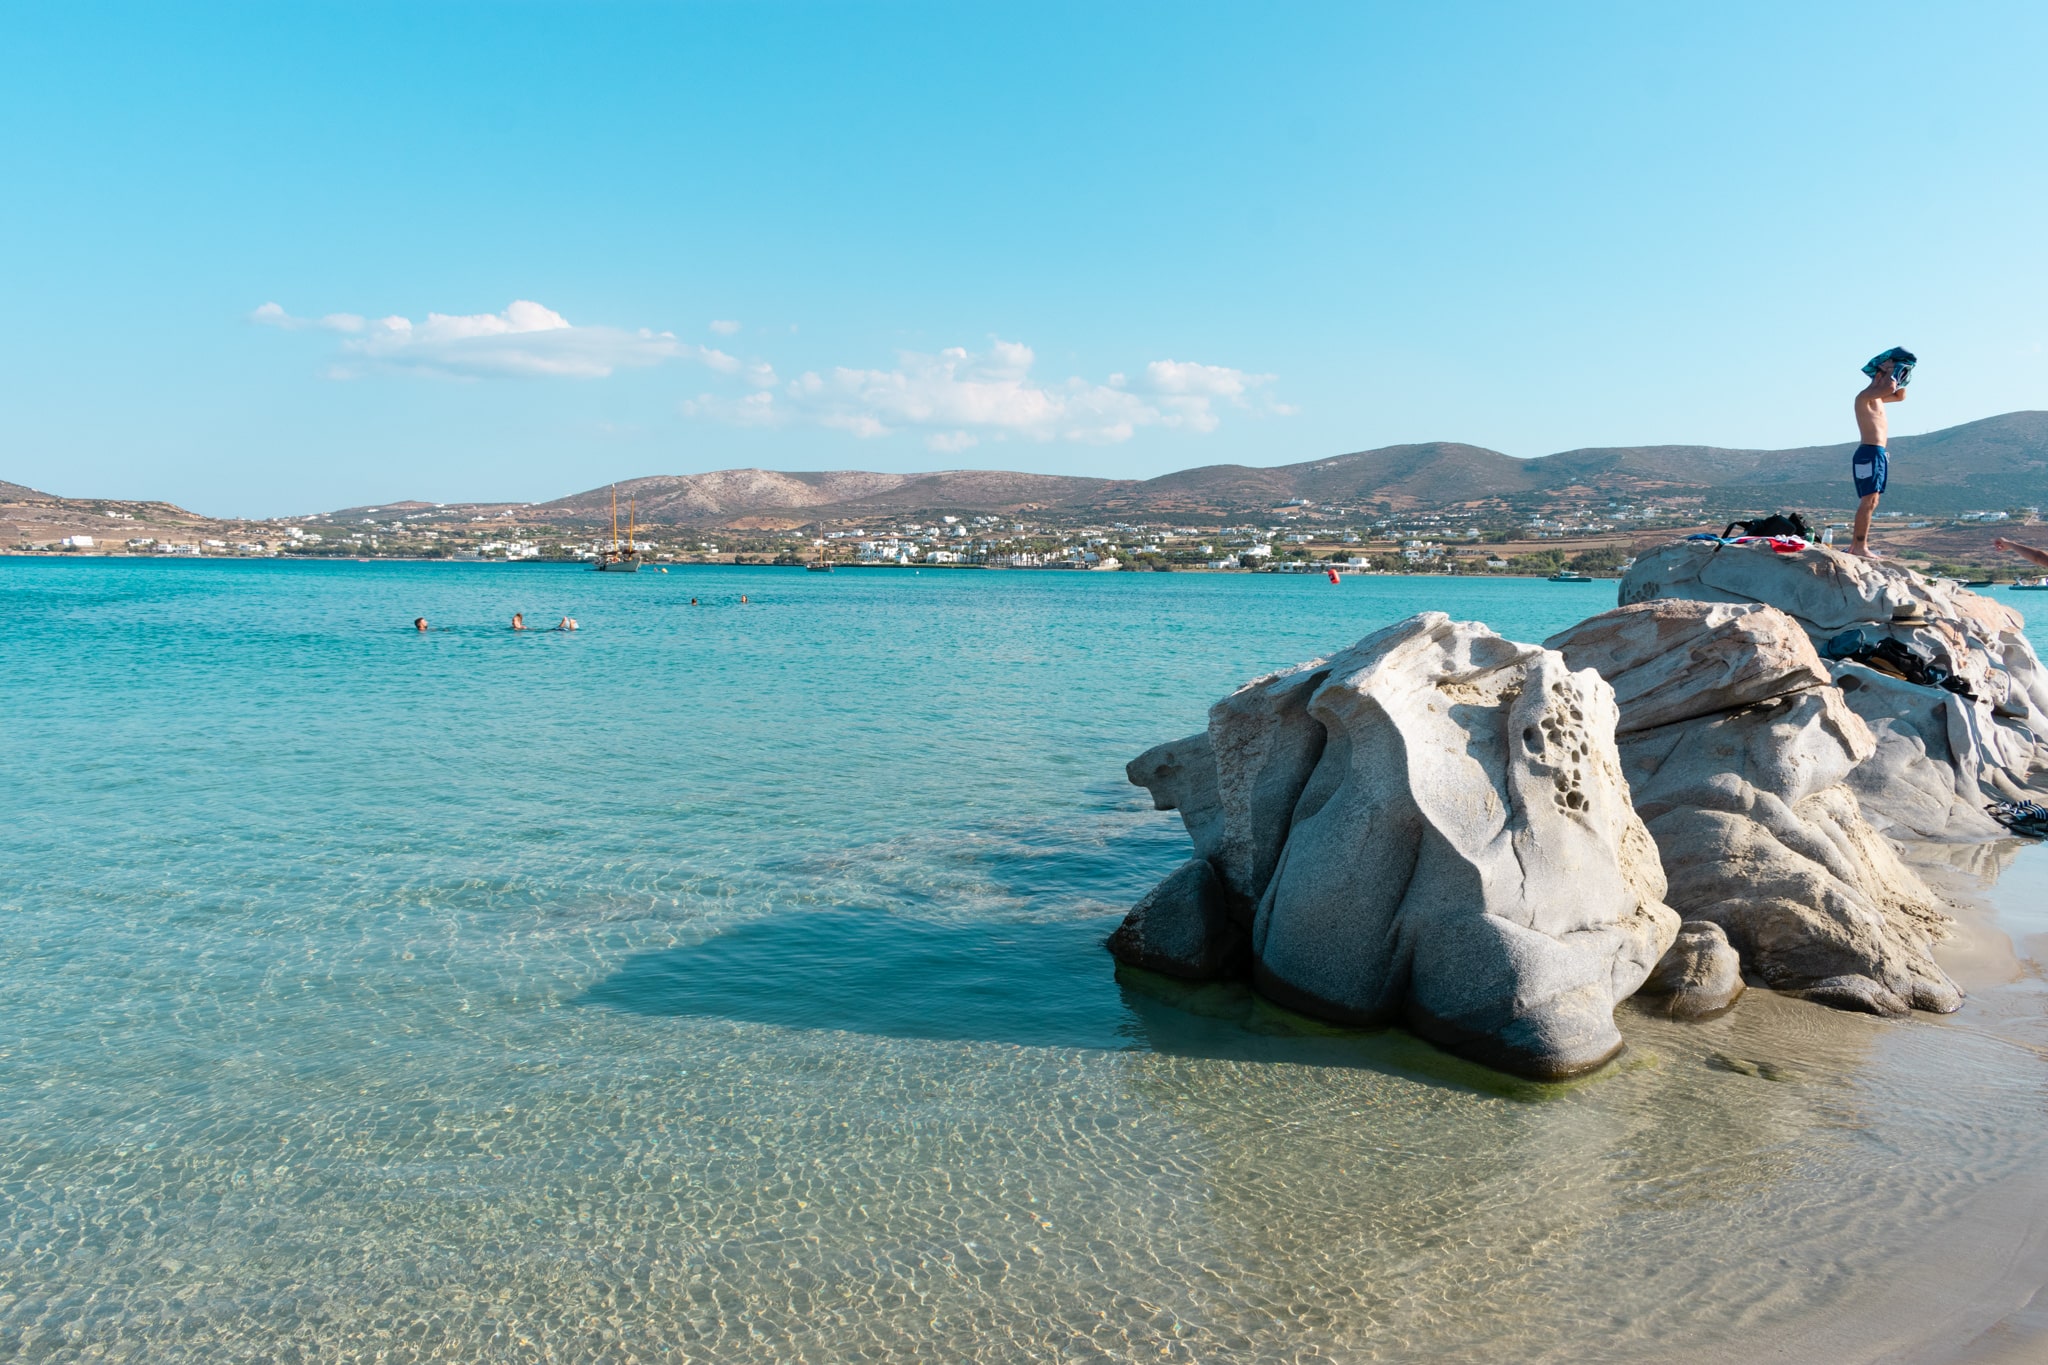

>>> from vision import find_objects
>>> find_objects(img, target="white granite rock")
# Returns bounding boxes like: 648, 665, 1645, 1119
1639, 921, 1744, 1019
1104, 858, 1242, 980
1118, 612, 1678, 1079
1541, 598, 1831, 732
1618, 539, 2048, 836
1548, 601, 1960, 1015
1126, 733, 1226, 868
1830, 665, 2010, 839
1207, 658, 1337, 907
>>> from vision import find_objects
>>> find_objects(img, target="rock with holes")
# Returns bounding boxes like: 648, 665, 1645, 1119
1619, 538, 2048, 835
1639, 921, 1744, 1019
1547, 600, 1960, 1017
1114, 612, 1678, 1080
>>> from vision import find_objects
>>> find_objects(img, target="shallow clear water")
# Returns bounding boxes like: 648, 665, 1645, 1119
3, 559, 2046, 1363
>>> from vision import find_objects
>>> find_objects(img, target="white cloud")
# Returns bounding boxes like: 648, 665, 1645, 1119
684, 338, 1282, 445
256, 301, 1287, 440
1143, 359, 1257, 398
254, 299, 736, 380
251, 301, 365, 334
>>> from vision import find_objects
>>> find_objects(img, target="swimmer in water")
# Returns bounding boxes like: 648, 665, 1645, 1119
690, 597, 699, 605
414, 617, 428, 631
740, 595, 749, 604
511, 613, 527, 631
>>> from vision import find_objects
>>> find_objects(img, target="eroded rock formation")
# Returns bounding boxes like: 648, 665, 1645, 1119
1638, 921, 1744, 1019
1116, 542, 2043, 1072
1547, 600, 1960, 1016
1115, 612, 1678, 1080
1620, 540, 2048, 838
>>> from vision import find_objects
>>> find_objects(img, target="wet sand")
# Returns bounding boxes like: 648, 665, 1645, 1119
1758, 841, 2048, 1365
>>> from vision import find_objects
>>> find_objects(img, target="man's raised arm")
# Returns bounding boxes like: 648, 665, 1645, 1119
1993, 536, 2048, 568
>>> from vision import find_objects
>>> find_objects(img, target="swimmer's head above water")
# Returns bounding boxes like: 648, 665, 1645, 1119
511, 613, 525, 630
414, 618, 428, 631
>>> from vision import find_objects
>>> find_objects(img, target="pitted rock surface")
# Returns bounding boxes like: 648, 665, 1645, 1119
1117, 612, 1678, 1080
1548, 600, 1960, 1016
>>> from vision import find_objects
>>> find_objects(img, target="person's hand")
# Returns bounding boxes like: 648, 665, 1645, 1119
1995, 536, 2013, 552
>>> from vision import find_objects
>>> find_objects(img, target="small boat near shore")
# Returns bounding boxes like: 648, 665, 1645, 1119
806, 540, 833, 572
593, 487, 642, 572
2011, 577, 2048, 591
1547, 570, 1594, 582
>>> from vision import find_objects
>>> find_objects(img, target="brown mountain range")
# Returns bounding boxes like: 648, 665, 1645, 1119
523, 410, 2048, 525
11, 411, 2047, 536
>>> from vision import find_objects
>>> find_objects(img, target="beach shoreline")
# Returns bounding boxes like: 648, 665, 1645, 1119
1759, 840, 2048, 1365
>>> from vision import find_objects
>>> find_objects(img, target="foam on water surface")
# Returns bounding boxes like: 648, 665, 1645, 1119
2, 559, 2046, 1362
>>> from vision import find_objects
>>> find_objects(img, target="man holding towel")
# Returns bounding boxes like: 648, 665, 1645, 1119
1847, 346, 1916, 558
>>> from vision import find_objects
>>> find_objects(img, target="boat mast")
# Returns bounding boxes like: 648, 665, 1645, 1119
610, 486, 619, 555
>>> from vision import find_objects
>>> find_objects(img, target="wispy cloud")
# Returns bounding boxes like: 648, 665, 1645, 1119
254, 302, 1287, 443
250, 301, 366, 334
252, 299, 733, 380
683, 338, 1283, 449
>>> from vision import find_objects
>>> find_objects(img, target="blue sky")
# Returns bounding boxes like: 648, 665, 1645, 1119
3, 2, 2045, 516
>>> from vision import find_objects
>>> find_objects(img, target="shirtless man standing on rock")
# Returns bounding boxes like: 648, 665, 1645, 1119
1848, 347, 1915, 558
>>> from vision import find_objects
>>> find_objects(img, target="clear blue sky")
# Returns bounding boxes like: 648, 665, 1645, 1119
3, 2, 2044, 516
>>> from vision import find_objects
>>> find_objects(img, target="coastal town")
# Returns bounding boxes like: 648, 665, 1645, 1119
6, 479, 2043, 581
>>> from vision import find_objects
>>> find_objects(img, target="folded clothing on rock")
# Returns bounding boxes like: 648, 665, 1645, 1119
1986, 800, 2048, 838
1685, 533, 1811, 553
1742, 535, 1809, 554
1823, 628, 1976, 698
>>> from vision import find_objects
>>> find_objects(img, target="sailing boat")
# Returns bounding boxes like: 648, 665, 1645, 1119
806, 538, 833, 572
593, 486, 643, 572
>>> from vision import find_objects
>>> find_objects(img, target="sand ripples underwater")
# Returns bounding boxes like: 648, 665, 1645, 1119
3, 558, 2046, 1362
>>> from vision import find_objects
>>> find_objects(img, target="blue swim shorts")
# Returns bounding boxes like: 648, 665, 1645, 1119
1852, 443, 1888, 498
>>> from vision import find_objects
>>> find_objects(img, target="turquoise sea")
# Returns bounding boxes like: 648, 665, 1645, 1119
5, 558, 2048, 1363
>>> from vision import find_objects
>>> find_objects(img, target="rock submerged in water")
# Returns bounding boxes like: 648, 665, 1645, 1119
1104, 857, 1243, 979
1547, 599, 1962, 1017
1114, 612, 1679, 1081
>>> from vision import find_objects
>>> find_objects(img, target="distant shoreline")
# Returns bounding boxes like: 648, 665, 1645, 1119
0, 551, 1629, 581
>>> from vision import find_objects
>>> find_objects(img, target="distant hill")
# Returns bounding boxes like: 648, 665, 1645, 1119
0, 480, 255, 548
525, 411, 2048, 526
17, 410, 2048, 530
530, 468, 1110, 526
